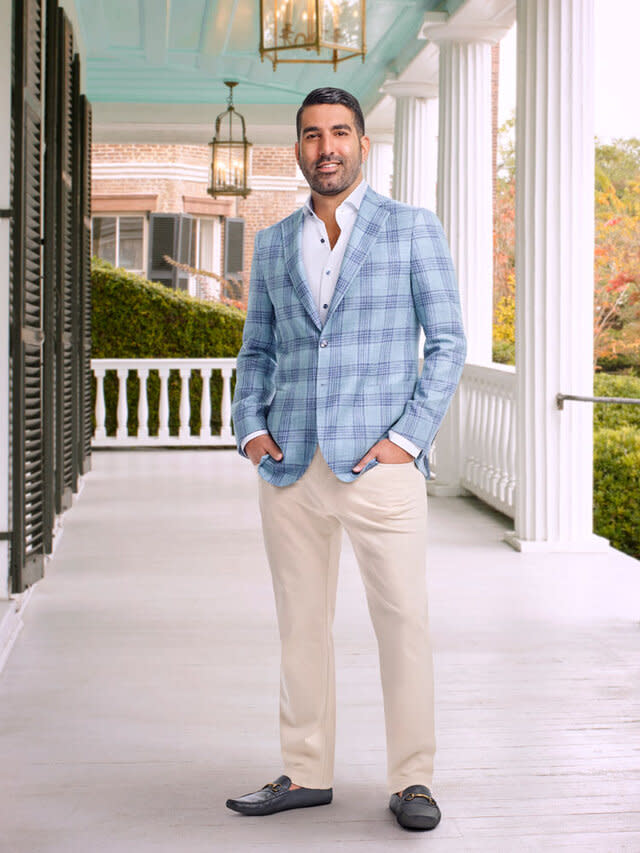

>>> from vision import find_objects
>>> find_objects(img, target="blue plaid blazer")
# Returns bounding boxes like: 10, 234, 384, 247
231, 186, 467, 487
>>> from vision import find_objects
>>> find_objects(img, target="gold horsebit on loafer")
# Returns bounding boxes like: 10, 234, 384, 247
404, 792, 436, 804
264, 782, 284, 792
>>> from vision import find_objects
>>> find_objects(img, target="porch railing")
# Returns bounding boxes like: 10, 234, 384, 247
459, 363, 516, 518
91, 358, 237, 447
90, 358, 518, 518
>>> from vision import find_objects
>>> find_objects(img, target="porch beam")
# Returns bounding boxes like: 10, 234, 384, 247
142, 0, 170, 67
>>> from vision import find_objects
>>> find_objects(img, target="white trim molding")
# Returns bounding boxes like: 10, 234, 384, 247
92, 160, 299, 193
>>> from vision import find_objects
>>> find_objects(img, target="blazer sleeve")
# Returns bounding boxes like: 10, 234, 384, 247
230, 230, 277, 456
389, 208, 467, 452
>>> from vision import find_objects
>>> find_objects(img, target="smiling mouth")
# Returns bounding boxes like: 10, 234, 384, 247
316, 162, 341, 172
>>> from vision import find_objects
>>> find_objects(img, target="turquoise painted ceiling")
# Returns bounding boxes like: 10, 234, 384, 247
73, 0, 463, 115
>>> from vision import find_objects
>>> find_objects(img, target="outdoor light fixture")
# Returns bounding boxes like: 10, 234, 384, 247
208, 81, 252, 199
259, 0, 366, 71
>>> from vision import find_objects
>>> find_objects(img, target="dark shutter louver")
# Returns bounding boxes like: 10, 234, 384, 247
79, 96, 92, 473
10, 0, 45, 590
70, 53, 81, 487
148, 213, 180, 289
176, 214, 193, 291
224, 217, 245, 279
55, 9, 74, 514
42, 0, 58, 553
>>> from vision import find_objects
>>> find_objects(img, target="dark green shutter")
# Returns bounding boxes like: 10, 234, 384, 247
55, 9, 74, 514
10, 0, 45, 590
79, 95, 93, 473
42, 0, 58, 552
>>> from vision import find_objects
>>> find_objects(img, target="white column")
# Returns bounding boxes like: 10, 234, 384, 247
426, 34, 497, 496
0, 0, 11, 597
504, 0, 607, 552
436, 40, 494, 364
363, 138, 393, 197
384, 82, 439, 211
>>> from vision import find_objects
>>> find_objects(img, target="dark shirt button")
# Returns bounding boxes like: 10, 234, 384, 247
320, 238, 325, 243
323, 303, 328, 309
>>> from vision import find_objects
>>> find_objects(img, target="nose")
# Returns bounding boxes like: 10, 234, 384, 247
318, 132, 335, 157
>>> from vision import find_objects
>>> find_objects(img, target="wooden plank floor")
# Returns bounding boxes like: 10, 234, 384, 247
0, 450, 639, 852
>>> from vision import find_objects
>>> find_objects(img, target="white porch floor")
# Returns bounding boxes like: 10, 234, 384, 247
1, 450, 639, 852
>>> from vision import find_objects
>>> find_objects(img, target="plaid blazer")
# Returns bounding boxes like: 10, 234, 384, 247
231, 186, 467, 487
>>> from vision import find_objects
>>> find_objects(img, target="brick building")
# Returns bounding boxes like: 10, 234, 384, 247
91, 142, 305, 304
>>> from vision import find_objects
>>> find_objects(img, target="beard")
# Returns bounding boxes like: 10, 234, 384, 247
299, 152, 363, 196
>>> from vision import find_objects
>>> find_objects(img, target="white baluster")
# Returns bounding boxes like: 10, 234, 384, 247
94, 367, 106, 439
497, 391, 511, 504
220, 367, 233, 441
137, 367, 149, 439
179, 367, 191, 439
489, 391, 503, 499
158, 367, 170, 440
200, 367, 212, 439
484, 384, 498, 496
116, 368, 128, 440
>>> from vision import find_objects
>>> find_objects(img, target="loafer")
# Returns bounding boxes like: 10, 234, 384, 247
225, 774, 333, 816
389, 784, 441, 831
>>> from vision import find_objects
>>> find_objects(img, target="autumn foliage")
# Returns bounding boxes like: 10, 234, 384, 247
493, 121, 640, 372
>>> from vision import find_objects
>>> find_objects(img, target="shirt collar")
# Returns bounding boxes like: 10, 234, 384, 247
303, 179, 368, 219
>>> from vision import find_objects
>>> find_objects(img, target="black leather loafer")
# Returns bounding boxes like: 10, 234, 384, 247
389, 784, 441, 831
226, 774, 333, 816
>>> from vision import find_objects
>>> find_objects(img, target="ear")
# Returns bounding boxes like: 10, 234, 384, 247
360, 134, 371, 163
294, 141, 300, 165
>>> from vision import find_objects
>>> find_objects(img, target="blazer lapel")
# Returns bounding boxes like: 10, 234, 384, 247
282, 210, 323, 331
325, 187, 390, 323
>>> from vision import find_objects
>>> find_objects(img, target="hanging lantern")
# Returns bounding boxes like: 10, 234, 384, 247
208, 81, 252, 199
259, 0, 366, 71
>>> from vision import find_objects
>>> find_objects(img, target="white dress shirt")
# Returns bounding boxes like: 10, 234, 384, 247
241, 179, 421, 460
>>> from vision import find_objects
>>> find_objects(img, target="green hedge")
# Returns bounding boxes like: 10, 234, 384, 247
592, 373, 640, 559
594, 426, 640, 559
91, 259, 245, 436
593, 373, 640, 431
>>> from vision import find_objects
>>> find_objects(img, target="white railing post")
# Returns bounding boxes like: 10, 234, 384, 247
220, 367, 233, 442
116, 368, 128, 440
200, 367, 212, 439
137, 367, 149, 439
94, 367, 106, 440
158, 367, 170, 440
179, 367, 191, 440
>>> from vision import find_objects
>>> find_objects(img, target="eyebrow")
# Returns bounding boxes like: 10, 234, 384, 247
302, 123, 353, 135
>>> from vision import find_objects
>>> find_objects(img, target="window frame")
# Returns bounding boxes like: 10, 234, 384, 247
91, 213, 148, 275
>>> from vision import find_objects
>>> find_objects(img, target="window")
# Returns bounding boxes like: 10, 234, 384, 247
92, 215, 145, 272
191, 217, 222, 300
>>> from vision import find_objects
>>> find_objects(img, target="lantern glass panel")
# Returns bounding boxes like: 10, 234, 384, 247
212, 143, 246, 192
320, 0, 361, 50
265, 0, 318, 51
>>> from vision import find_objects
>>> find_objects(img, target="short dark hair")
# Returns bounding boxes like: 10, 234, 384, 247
296, 87, 365, 140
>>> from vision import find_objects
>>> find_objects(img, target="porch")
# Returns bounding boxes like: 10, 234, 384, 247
1, 449, 638, 852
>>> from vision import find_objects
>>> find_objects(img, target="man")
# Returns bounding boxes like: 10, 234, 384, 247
227, 87, 466, 832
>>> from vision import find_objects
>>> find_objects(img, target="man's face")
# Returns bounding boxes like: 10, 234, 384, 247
295, 103, 369, 196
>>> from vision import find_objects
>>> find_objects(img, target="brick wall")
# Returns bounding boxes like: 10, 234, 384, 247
91, 142, 301, 300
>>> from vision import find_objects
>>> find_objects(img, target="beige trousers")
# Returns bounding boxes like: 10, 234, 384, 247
257, 446, 435, 795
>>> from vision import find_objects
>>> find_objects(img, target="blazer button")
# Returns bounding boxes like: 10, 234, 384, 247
320, 340, 329, 348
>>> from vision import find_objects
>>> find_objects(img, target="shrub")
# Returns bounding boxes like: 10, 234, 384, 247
593, 427, 640, 559
91, 259, 245, 436
593, 373, 640, 431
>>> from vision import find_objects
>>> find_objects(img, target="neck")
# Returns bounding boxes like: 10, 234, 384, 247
310, 175, 363, 225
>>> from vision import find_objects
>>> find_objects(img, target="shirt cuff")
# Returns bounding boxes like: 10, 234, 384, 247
240, 429, 269, 455
388, 430, 421, 459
